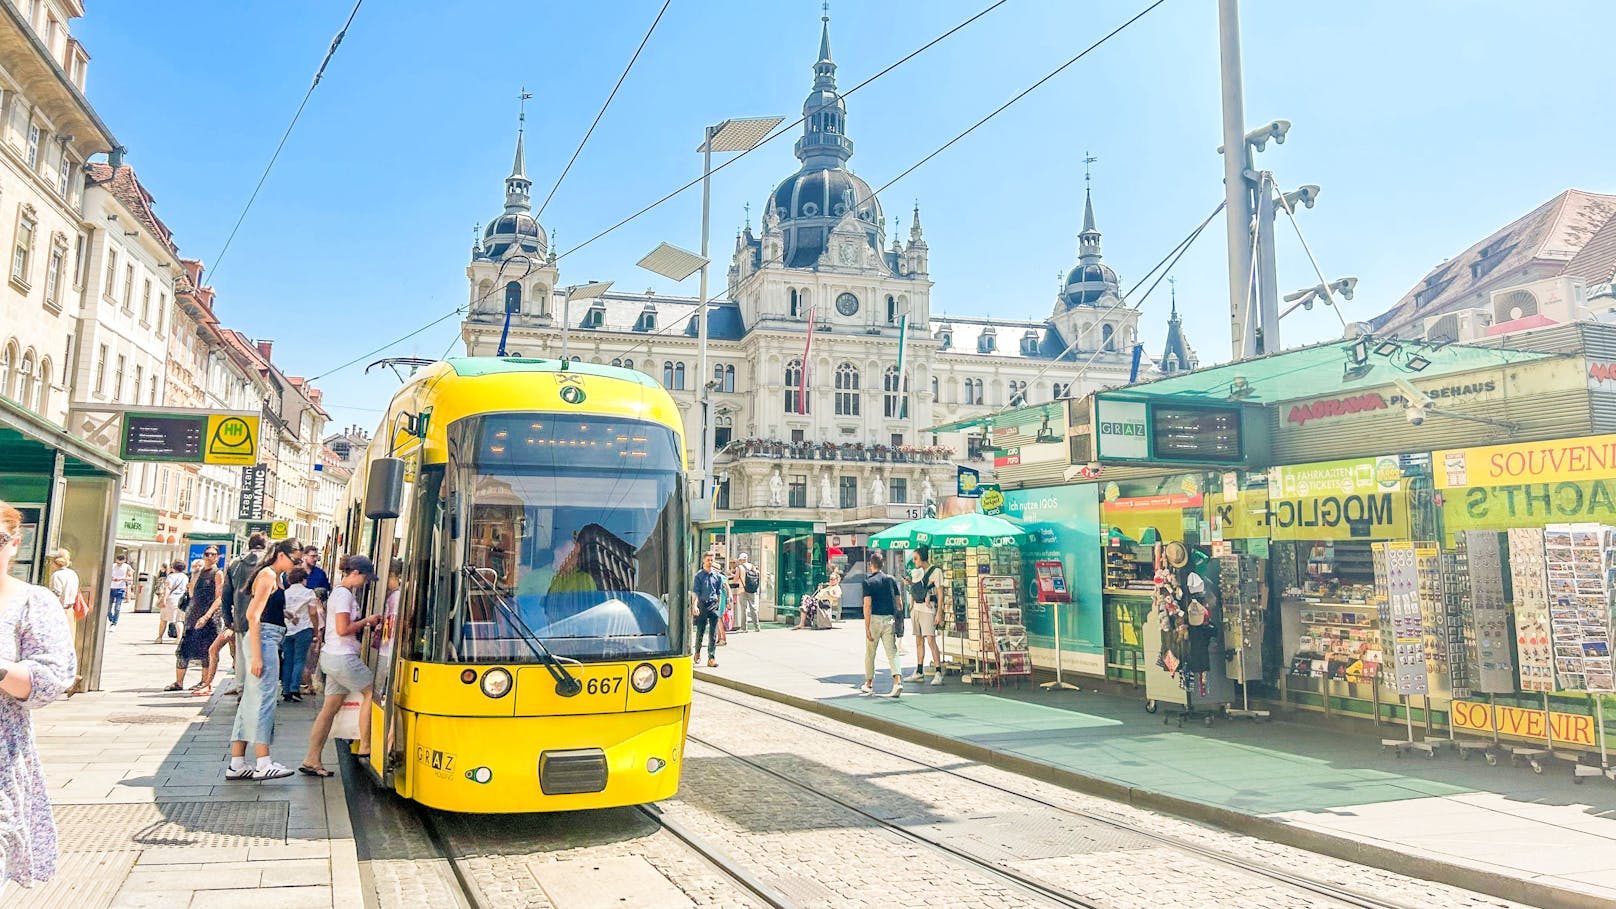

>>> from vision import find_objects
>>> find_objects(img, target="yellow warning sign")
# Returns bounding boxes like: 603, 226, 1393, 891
204, 414, 260, 465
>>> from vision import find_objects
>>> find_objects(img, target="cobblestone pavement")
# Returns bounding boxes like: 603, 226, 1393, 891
353, 684, 1532, 909
686, 682, 1530, 909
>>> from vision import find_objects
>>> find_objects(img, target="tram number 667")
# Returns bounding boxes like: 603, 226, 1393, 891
586, 677, 623, 695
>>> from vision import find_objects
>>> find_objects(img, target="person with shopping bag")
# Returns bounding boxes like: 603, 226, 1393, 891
299, 555, 381, 777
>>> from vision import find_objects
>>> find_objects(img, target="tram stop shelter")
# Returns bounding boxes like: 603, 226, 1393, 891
0, 395, 123, 690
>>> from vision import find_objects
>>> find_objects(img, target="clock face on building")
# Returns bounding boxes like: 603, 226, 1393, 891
835, 292, 859, 316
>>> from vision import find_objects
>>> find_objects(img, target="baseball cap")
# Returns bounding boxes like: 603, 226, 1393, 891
738, 552, 748, 561
344, 555, 376, 579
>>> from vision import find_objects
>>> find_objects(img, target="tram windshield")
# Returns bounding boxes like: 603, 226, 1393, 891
442, 413, 688, 662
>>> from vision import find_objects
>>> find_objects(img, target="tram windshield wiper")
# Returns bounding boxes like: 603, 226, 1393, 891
458, 565, 583, 696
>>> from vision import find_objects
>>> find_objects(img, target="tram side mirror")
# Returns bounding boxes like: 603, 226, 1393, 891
366, 458, 406, 520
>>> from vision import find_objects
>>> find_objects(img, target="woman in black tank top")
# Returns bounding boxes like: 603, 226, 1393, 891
226, 538, 303, 781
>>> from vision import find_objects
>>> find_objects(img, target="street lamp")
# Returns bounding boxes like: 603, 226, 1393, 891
640, 115, 782, 511
558, 280, 614, 362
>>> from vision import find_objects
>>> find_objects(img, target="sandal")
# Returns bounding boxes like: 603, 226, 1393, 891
162, 683, 183, 692
298, 765, 334, 778
191, 686, 213, 697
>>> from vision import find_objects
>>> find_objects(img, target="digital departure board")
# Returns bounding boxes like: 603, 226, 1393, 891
1149, 404, 1244, 463
122, 414, 205, 461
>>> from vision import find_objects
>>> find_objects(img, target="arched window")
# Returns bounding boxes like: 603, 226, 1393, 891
673, 362, 686, 390
715, 363, 735, 393
1102, 323, 1115, 351
882, 366, 908, 418
36, 357, 50, 413
964, 378, 984, 406
503, 281, 522, 314
930, 375, 939, 401
1052, 382, 1069, 401
16, 350, 34, 407
886, 295, 898, 324
788, 288, 801, 319
784, 358, 806, 413
662, 361, 674, 387
834, 362, 861, 416
0, 340, 13, 400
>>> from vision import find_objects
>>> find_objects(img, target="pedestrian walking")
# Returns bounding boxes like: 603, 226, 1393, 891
861, 552, 904, 697
732, 553, 763, 632
107, 553, 132, 628
301, 546, 331, 594
300, 555, 382, 777
205, 533, 264, 697
155, 560, 187, 644
46, 550, 80, 633
0, 499, 78, 892
168, 549, 223, 692
691, 552, 724, 668
280, 566, 316, 703
904, 547, 945, 685
225, 538, 299, 781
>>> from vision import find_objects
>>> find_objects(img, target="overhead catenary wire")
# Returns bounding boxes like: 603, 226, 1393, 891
208, 0, 364, 283
535, 0, 672, 219
309, 0, 1012, 381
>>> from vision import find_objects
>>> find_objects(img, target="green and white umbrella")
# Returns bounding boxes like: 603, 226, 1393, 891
868, 517, 946, 550
917, 512, 1029, 548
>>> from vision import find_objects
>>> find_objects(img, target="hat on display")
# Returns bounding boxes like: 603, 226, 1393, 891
1164, 540, 1190, 569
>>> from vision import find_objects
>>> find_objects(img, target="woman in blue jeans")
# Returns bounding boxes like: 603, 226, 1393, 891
225, 538, 300, 782
279, 566, 316, 702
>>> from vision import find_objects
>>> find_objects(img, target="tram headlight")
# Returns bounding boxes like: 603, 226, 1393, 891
631, 663, 658, 694
480, 667, 513, 699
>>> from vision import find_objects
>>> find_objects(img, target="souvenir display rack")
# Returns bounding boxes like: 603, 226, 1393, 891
1219, 551, 1270, 719
1507, 527, 1555, 693
971, 575, 1030, 687
942, 545, 1023, 676
1541, 524, 1615, 693
1103, 536, 1155, 683
1373, 541, 1437, 756
1278, 540, 1383, 718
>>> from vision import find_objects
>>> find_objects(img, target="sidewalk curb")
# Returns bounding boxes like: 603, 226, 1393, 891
695, 671, 1598, 909
326, 737, 370, 909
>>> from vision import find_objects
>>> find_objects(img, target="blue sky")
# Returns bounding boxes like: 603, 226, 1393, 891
76, 0, 1616, 433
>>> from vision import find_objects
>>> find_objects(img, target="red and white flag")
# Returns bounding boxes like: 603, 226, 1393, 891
798, 307, 814, 414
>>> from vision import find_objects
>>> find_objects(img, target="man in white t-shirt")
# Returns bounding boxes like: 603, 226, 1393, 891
108, 554, 133, 627
904, 547, 945, 686
155, 560, 188, 644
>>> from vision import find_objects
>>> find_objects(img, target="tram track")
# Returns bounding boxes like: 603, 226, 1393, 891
694, 685, 1504, 909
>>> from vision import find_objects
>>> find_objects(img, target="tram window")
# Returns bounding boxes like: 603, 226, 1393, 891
437, 414, 689, 663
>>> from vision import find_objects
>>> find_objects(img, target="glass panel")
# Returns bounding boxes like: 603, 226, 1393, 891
434, 414, 687, 663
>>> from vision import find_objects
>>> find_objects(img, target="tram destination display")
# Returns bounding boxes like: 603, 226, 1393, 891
122, 413, 204, 461
1150, 404, 1243, 463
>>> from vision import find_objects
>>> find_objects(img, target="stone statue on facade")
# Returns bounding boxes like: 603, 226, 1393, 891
819, 472, 835, 509
871, 476, 887, 506
768, 470, 785, 507
922, 476, 936, 504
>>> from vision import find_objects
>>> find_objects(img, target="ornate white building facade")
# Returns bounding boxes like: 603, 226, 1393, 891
460, 14, 1175, 528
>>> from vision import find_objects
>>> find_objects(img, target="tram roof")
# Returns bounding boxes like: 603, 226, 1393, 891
443, 356, 662, 388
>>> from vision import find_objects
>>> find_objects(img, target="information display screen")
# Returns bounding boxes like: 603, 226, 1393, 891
122, 414, 205, 461
1150, 405, 1243, 463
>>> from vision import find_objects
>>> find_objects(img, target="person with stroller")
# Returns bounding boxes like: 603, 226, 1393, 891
791, 570, 842, 630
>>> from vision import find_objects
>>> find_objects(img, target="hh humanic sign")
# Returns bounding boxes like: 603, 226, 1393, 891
121, 411, 260, 466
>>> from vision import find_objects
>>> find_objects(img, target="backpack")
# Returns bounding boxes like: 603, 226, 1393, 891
910, 564, 939, 605
223, 550, 262, 633
743, 565, 761, 593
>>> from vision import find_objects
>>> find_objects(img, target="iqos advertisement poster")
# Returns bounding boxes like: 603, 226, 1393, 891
1002, 485, 1105, 675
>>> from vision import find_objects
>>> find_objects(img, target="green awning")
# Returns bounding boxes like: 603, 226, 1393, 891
0, 397, 123, 477
1097, 338, 1554, 405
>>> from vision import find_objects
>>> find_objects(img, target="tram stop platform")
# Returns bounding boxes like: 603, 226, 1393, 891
696, 623, 1616, 909
17, 621, 364, 909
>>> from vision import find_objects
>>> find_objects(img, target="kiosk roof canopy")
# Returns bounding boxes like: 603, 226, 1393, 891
1099, 339, 1554, 405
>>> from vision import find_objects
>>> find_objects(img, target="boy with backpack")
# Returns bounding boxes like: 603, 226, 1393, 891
732, 553, 763, 633
905, 547, 945, 685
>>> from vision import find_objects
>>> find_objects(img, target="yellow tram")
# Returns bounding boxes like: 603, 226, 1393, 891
333, 357, 692, 813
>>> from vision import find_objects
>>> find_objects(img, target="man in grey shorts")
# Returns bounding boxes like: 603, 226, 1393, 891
299, 555, 381, 777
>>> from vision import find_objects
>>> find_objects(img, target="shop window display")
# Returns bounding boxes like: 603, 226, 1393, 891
1283, 540, 1382, 686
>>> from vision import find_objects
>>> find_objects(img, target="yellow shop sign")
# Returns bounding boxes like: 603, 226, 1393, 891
1207, 486, 1408, 541
1433, 434, 1616, 489
1450, 700, 1597, 747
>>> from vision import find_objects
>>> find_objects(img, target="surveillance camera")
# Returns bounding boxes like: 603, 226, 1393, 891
1269, 120, 1291, 143
1282, 185, 1321, 210
1405, 405, 1426, 427
1332, 277, 1359, 301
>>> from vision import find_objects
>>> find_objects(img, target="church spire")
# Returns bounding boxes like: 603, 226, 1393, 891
1078, 151, 1101, 262
815, 3, 835, 87
504, 88, 533, 214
